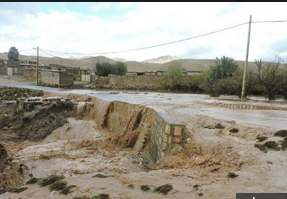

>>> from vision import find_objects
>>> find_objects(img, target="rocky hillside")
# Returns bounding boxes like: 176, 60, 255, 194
142, 55, 180, 64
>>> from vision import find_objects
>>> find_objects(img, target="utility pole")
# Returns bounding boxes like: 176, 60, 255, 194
241, 15, 252, 101
36, 46, 39, 86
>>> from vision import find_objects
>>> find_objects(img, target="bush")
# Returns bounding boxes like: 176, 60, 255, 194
115, 62, 127, 75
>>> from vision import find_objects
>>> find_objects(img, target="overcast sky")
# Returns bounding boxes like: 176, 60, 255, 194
0, 2, 286, 62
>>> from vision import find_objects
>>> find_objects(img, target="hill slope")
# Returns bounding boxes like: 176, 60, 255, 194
0, 53, 256, 72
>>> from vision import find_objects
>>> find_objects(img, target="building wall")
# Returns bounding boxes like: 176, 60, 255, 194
81, 74, 91, 82
41, 71, 60, 85
24, 69, 41, 79
7, 67, 24, 75
59, 73, 74, 86
74, 74, 81, 81
0, 67, 7, 75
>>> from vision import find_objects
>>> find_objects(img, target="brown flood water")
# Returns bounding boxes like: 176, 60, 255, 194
1, 76, 287, 199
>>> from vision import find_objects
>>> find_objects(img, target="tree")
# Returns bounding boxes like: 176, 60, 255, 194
203, 69, 221, 97
95, 62, 116, 76
161, 63, 184, 90
255, 59, 263, 73
256, 56, 283, 100
115, 62, 127, 75
8, 46, 19, 61
231, 66, 259, 98
279, 64, 287, 99
279, 65, 287, 99
211, 56, 239, 79
204, 56, 239, 96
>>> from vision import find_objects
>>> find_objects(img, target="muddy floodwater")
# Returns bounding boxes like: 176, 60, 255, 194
1, 76, 286, 131
56, 89, 287, 131
1, 76, 287, 199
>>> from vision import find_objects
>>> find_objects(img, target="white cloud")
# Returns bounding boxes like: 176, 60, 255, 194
0, 2, 287, 62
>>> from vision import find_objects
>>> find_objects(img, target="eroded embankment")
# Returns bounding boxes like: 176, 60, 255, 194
43, 91, 193, 166
0, 88, 75, 194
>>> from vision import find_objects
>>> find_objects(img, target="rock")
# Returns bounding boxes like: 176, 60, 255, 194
59, 185, 77, 195
92, 174, 109, 178
227, 172, 238, 178
140, 185, 150, 191
40, 175, 65, 187
154, 184, 173, 194
274, 130, 287, 137
229, 128, 239, 133
49, 180, 67, 191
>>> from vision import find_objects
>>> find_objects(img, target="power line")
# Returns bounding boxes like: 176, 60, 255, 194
17, 19, 287, 57
41, 21, 249, 56
19, 48, 35, 53
39, 49, 81, 66
252, 20, 287, 23
39, 49, 60, 58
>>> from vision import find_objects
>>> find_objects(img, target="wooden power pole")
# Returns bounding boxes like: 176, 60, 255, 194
241, 15, 252, 100
36, 46, 39, 86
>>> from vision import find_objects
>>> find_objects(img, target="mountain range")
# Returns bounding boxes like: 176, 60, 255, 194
0, 53, 254, 72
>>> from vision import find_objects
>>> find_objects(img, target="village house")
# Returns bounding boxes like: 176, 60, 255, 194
66, 67, 81, 81
80, 69, 96, 83
0, 60, 24, 76
40, 70, 74, 87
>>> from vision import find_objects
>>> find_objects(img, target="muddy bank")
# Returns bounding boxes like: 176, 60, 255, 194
0, 87, 76, 194
0, 96, 74, 142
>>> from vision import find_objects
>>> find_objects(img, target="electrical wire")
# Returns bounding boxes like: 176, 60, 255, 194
17, 19, 287, 57
40, 21, 249, 56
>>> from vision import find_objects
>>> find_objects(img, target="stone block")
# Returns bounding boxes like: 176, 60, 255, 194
164, 135, 168, 143
174, 126, 182, 136
165, 125, 171, 135
162, 143, 167, 150
172, 137, 182, 144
